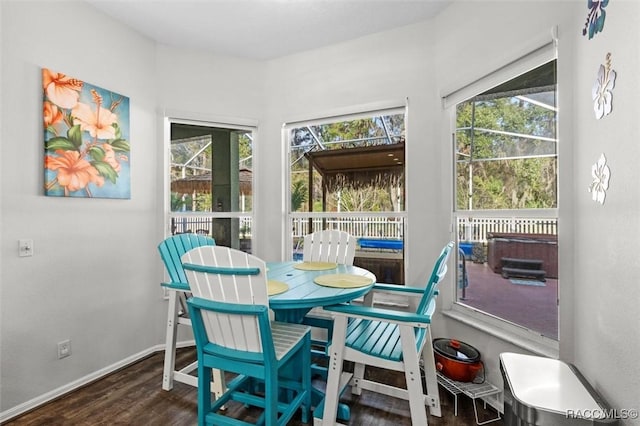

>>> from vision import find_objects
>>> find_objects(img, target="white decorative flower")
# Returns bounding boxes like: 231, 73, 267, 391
588, 153, 610, 204
592, 53, 616, 119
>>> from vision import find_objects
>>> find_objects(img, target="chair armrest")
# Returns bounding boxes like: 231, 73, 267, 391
362, 283, 426, 307
188, 296, 268, 315
369, 283, 425, 297
160, 281, 190, 291
324, 302, 434, 327
183, 263, 260, 275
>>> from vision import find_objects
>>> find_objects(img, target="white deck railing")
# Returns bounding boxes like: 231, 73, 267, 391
170, 215, 253, 236
457, 217, 557, 242
290, 216, 404, 240
170, 215, 557, 243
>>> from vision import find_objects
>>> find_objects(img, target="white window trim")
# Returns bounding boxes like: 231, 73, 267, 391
442, 37, 560, 357
282, 99, 407, 129
443, 305, 559, 358
283, 102, 409, 261
163, 113, 258, 239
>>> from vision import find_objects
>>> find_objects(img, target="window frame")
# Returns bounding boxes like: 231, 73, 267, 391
444, 41, 560, 355
282, 103, 409, 289
163, 113, 258, 249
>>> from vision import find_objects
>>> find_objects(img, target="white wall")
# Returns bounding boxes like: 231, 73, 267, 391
156, 45, 265, 118
0, 0, 162, 412
153, 45, 265, 341
0, 1, 268, 417
433, 1, 640, 422
260, 0, 575, 397
431, 0, 576, 390
0, 0, 4, 410
2, 0, 639, 423
569, 0, 640, 418
259, 22, 452, 280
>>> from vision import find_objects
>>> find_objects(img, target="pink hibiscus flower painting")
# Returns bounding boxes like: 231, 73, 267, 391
43, 68, 130, 198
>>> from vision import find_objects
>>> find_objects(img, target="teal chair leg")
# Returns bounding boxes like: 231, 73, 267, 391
265, 369, 278, 425
302, 334, 311, 423
198, 363, 211, 426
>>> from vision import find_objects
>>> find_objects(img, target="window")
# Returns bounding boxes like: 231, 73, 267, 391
286, 107, 406, 284
452, 58, 559, 341
167, 119, 254, 253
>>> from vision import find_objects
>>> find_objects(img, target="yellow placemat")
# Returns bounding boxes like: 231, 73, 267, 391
314, 274, 374, 288
267, 280, 289, 296
293, 261, 338, 271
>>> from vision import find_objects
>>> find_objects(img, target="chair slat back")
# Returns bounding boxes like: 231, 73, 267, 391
416, 241, 454, 316
158, 234, 215, 285
302, 230, 356, 265
182, 246, 268, 354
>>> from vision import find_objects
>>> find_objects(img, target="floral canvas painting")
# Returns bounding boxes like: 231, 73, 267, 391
43, 68, 130, 198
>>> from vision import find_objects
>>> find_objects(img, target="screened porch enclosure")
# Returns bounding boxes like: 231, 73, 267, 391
453, 58, 559, 340
295, 143, 406, 283
287, 109, 407, 284
169, 121, 253, 252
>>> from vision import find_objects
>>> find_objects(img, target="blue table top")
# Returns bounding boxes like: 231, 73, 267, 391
267, 261, 375, 322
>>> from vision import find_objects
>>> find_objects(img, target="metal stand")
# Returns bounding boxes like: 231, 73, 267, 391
437, 372, 501, 425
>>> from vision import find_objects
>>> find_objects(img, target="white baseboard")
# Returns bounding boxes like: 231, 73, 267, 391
0, 341, 194, 423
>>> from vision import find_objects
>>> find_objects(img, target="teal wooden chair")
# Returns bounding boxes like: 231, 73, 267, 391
183, 246, 312, 426
158, 233, 225, 399
320, 241, 454, 426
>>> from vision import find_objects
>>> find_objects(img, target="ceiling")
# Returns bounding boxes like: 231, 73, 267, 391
85, 0, 451, 60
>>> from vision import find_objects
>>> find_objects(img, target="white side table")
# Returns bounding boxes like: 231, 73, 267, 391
437, 371, 502, 425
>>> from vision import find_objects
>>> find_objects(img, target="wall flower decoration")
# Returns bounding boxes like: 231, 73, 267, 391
43, 68, 130, 198
588, 153, 610, 205
582, 0, 609, 39
592, 53, 616, 119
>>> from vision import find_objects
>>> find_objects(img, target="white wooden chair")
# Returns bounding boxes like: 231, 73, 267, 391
157, 234, 225, 399
182, 246, 312, 426
302, 229, 357, 264
319, 241, 454, 426
300, 230, 357, 355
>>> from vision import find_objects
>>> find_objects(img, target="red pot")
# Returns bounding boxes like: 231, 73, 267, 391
433, 338, 483, 382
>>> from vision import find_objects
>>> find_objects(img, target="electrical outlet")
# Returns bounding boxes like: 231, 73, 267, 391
57, 340, 71, 359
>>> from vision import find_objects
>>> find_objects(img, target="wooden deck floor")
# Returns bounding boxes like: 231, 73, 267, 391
459, 261, 558, 340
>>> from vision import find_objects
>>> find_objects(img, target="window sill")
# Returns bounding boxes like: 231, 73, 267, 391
442, 305, 559, 359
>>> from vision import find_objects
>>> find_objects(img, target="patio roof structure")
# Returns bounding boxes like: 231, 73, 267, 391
304, 142, 405, 211
171, 167, 252, 195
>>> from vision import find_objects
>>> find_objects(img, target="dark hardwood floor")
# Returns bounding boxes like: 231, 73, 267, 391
3, 348, 503, 425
